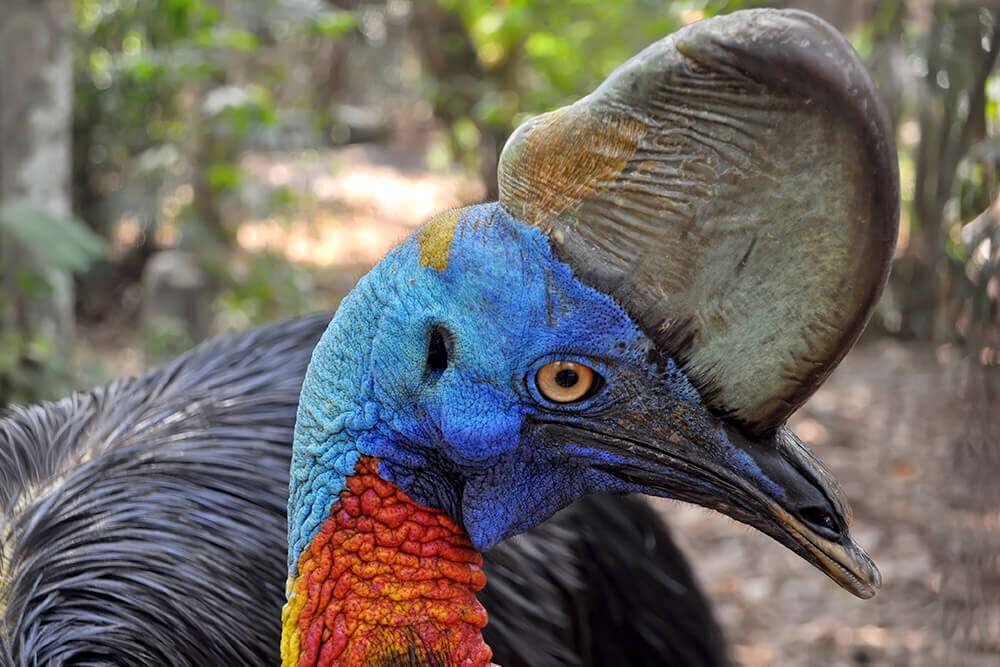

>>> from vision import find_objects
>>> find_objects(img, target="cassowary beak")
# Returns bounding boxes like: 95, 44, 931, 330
564, 414, 881, 599
722, 426, 882, 600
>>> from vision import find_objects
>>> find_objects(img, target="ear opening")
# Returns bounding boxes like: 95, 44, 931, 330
426, 324, 451, 378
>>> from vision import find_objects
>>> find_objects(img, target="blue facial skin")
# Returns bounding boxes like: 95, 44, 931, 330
288, 202, 778, 572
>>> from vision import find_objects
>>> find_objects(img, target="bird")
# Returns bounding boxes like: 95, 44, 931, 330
0, 313, 726, 667
0, 8, 900, 667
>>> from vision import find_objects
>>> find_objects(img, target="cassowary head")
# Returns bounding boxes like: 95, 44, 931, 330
287, 9, 897, 664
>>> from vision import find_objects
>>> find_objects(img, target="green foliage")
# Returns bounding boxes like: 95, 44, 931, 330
311, 11, 360, 37
441, 0, 751, 125
0, 204, 106, 274
206, 163, 244, 191
0, 205, 106, 404
142, 313, 197, 361
0, 327, 65, 407
71, 0, 357, 241
68, 0, 359, 359
417, 0, 752, 190
212, 251, 320, 333
882, 2, 1000, 340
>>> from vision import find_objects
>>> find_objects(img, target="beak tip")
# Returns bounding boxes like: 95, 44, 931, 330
844, 543, 881, 599
864, 561, 883, 597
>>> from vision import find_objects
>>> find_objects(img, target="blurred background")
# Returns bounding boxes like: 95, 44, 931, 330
1, 0, 998, 665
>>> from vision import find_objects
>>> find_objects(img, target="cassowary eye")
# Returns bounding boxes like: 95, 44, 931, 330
536, 361, 599, 403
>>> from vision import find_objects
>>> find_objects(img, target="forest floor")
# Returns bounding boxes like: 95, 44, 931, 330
79, 142, 997, 667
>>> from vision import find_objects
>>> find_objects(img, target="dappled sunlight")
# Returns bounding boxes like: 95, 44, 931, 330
235, 214, 413, 267
236, 146, 484, 267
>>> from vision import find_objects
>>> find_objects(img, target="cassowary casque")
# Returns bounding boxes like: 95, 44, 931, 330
282, 8, 898, 666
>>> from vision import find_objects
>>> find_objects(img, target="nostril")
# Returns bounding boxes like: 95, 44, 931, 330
797, 505, 840, 540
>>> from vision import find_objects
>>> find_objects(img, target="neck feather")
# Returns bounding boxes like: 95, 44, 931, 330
282, 456, 495, 667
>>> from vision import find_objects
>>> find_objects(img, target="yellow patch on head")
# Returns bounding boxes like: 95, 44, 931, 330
418, 209, 462, 272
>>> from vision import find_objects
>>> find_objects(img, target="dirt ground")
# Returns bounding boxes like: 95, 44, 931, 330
89, 143, 998, 666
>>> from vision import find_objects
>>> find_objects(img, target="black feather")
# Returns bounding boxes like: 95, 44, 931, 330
0, 313, 331, 667
481, 495, 729, 667
0, 313, 726, 667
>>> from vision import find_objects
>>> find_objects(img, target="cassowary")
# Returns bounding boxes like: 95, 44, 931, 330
2, 8, 899, 667
0, 313, 725, 666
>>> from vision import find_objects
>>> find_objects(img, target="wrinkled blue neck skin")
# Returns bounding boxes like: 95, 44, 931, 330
288, 202, 768, 573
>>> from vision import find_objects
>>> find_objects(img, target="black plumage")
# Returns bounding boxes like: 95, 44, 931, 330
0, 314, 726, 667
0, 314, 322, 666
480, 494, 728, 667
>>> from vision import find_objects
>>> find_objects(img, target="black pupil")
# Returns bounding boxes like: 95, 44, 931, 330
554, 369, 579, 388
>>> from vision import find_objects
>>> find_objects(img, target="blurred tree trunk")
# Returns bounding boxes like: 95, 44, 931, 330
939, 191, 1000, 664
409, 0, 515, 201
900, 3, 999, 339
784, 0, 880, 32
0, 0, 74, 404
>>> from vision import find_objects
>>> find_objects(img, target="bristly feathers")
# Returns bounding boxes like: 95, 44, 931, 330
479, 494, 728, 667
0, 313, 332, 666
